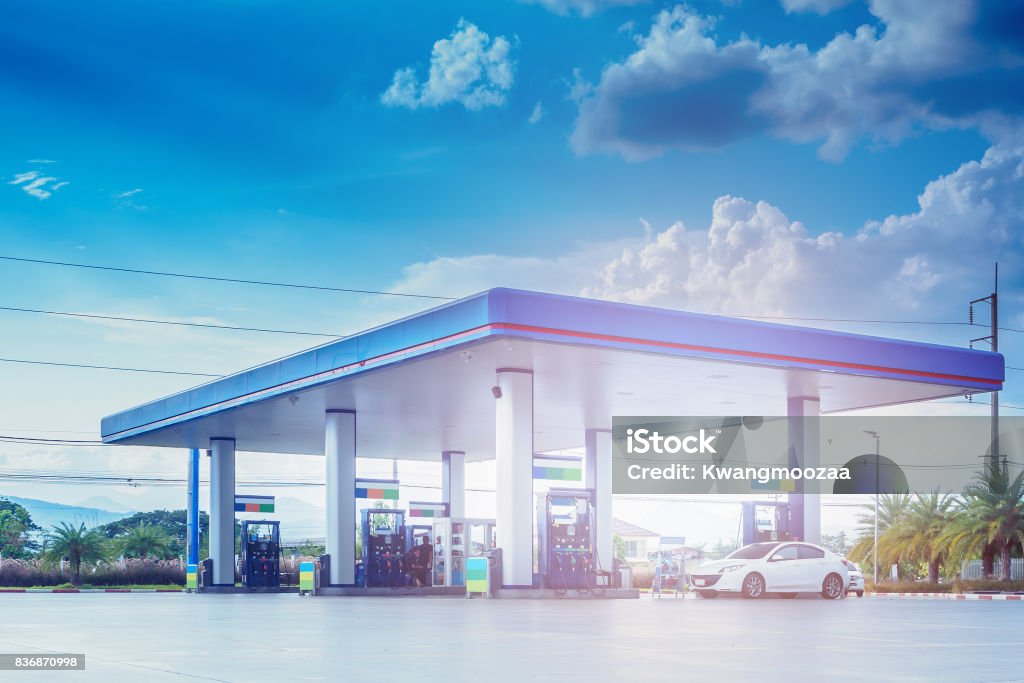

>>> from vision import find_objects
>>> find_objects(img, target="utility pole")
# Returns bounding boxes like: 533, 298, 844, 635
864, 430, 880, 584
970, 262, 999, 477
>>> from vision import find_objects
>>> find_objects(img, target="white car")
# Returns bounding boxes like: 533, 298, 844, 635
689, 542, 849, 600
845, 560, 864, 597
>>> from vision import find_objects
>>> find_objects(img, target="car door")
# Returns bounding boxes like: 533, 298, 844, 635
765, 544, 801, 589
795, 545, 828, 589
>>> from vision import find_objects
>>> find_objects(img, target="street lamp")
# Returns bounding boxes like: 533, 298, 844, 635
864, 430, 880, 584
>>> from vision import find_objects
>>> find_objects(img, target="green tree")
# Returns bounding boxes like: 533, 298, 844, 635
849, 493, 912, 571
99, 509, 208, 558
613, 533, 627, 562
117, 521, 173, 559
41, 522, 109, 586
0, 498, 41, 559
287, 541, 326, 557
708, 539, 738, 560
878, 492, 954, 583
937, 467, 1024, 582
820, 531, 851, 557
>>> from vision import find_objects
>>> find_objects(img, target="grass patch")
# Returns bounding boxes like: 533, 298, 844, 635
867, 579, 1024, 593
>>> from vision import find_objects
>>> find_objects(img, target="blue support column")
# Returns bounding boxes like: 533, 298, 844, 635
187, 448, 200, 565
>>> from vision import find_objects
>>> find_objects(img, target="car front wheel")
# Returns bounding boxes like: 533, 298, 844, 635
741, 573, 765, 599
821, 573, 844, 600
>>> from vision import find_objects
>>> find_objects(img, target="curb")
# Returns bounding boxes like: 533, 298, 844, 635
0, 588, 184, 594
867, 592, 1023, 601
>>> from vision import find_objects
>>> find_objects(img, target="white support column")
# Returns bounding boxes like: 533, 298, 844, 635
495, 368, 534, 587
442, 451, 466, 519
788, 396, 821, 545
326, 409, 356, 586
209, 438, 235, 586
585, 429, 613, 573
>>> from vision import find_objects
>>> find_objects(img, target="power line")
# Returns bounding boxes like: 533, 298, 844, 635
1, 255, 1019, 332
733, 314, 1024, 333
0, 357, 224, 378
0, 255, 455, 301
935, 399, 1024, 410
0, 435, 102, 445
735, 315, 966, 326
0, 305, 340, 337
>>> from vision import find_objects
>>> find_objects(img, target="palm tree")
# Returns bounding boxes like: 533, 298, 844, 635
42, 522, 109, 586
118, 522, 172, 560
877, 492, 954, 583
938, 467, 1024, 582
848, 493, 911, 572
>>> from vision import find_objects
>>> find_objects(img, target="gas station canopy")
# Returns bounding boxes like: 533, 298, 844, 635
102, 287, 1004, 459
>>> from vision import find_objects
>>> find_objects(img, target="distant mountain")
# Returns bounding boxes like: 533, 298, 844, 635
76, 496, 138, 513
1, 496, 130, 530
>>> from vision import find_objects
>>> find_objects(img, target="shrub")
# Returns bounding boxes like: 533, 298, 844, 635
0, 558, 184, 587
630, 566, 654, 589
951, 579, 1024, 593
866, 580, 950, 593
867, 579, 1024, 594
0, 558, 70, 587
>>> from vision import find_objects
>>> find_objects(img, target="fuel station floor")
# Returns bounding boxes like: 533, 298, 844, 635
1, 593, 1020, 681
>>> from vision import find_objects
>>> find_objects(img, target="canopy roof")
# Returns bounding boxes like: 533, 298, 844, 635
101, 288, 1003, 460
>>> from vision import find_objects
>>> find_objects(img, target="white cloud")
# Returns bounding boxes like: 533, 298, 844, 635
114, 188, 147, 210
381, 19, 516, 111
8, 170, 68, 200
571, 2, 1024, 161
780, 0, 855, 14
528, 101, 544, 124
389, 133, 1023, 327
521, 0, 649, 17
587, 133, 1023, 318
566, 67, 594, 103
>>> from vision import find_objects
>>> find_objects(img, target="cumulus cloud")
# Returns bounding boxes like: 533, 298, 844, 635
390, 133, 1022, 326
520, 0, 649, 17
381, 19, 515, 111
8, 170, 68, 199
528, 102, 544, 124
586, 133, 1023, 316
780, 0, 855, 14
571, 2, 1024, 161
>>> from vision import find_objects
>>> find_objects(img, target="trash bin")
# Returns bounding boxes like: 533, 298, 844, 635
619, 565, 632, 590
355, 561, 366, 588
318, 553, 331, 588
486, 548, 503, 591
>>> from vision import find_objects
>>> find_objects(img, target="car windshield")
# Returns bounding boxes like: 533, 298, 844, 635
725, 542, 780, 560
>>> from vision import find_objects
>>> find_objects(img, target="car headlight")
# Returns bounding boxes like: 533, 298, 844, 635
719, 564, 745, 573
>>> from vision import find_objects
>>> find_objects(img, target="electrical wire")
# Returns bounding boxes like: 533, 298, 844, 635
731, 314, 1023, 334
0, 358, 224, 378
0, 255, 455, 301
2, 255, 1020, 332
0, 305, 341, 337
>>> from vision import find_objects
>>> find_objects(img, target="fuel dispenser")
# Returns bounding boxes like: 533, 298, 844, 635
240, 520, 281, 589
741, 501, 796, 545
431, 518, 496, 587
537, 489, 598, 592
361, 508, 407, 587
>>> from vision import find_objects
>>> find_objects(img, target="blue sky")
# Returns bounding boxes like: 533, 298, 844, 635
1, 0, 1023, 542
